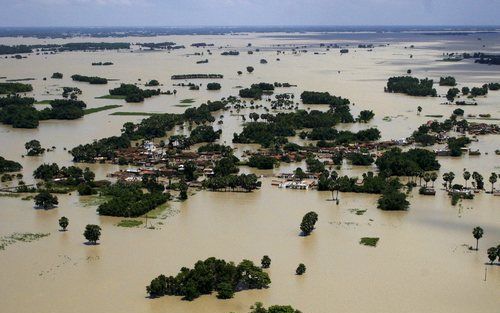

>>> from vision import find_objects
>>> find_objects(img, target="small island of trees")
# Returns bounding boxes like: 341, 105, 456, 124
385, 76, 437, 97
146, 257, 270, 300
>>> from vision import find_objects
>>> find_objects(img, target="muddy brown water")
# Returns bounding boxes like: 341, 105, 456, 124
0, 32, 499, 313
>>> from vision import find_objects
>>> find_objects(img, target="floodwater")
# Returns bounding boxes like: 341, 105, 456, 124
0, 31, 499, 313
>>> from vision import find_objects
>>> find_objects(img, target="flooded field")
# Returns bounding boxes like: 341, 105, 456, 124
0, 31, 499, 313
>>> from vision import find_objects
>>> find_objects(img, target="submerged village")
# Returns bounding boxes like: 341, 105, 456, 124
0, 27, 500, 313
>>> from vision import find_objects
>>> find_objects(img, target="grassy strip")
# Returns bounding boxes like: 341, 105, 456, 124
180, 98, 195, 104
174, 104, 192, 107
360, 237, 379, 247
6, 78, 35, 82
116, 219, 143, 227
110, 111, 157, 116
95, 94, 127, 100
84, 104, 122, 115
0, 233, 50, 251
35, 100, 53, 105
142, 202, 169, 219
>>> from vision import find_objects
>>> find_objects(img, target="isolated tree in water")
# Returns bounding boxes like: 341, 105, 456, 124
489, 173, 497, 193
34, 191, 58, 209
300, 211, 318, 236
472, 226, 483, 250
59, 216, 69, 231
246, 66, 254, 73
296, 263, 306, 275
261, 255, 271, 268
84, 224, 101, 244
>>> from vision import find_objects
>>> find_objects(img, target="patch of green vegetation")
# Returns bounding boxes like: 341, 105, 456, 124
34, 100, 53, 105
95, 94, 127, 100
349, 208, 367, 215
143, 202, 169, 219
180, 98, 195, 104
174, 104, 192, 107
360, 237, 379, 247
110, 112, 157, 116
116, 219, 143, 227
84, 105, 122, 115
80, 195, 112, 207
0, 233, 50, 251
0, 193, 22, 198
6, 78, 35, 82
425, 114, 443, 118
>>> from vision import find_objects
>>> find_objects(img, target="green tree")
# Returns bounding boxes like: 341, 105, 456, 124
472, 227, 483, 250
463, 171, 471, 188
300, 211, 318, 235
216, 282, 234, 299
246, 66, 254, 73
58, 216, 69, 231
377, 187, 409, 211
296, 263, 306, 275
417, 106, 422, 115
83, 224, 101, 244
34, 191, 58, 209
487, 247, 497, 264
25, 139, 44, 156
261, 255, 271, 268
430, 172, 438, 187
489, 173, 497, 193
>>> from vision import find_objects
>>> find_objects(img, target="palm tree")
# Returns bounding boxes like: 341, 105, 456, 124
430, 172, 437, 187
442, 173, 450, 190
423, 172, 431, 187
463, 171, 471, 188
489, 173, 498, 193
472, 226, 483, 250
448, 172, 455, 189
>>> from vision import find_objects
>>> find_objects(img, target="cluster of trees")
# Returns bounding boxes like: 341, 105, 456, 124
145, 79, 160, 87
0, 44, 33, 55
0, 42, 129, 54
439, 76, 456, 86
97, 182, 169, 217
203, 173, 261, 192
447, 136, 471, 156
347, 152, 374, 165
300, 211, 318, 235
146, 257, 270, 300
51, 72, 63, 79
71, 74, 108, 84
300, 91, 350, 106
308, 128, 381, 145
62, 87, 82, 99
25, 140, 45, 156
247, 155, 277, 169
171, 74, 223, 80
34, 190, 59, 209
357, 110, 375, 122
109, 84, 161, 102
189, 125, 221, 144
0, 82, 33, 94
197, 143, 233, 155
318, 171, 401, 195
385, 76, 437, 96
375, 148, 440, 176
33, 163, 96, 193
0, 98, 87, 128
239, 83, 275, 99
71, 100, 227, 162
0, 156, 22, 173
207, 82, 221, 90
233, 109, 359, 147
377, 183, 410, 211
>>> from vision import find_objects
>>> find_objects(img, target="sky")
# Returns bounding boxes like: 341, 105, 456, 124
0, 0, 499, 27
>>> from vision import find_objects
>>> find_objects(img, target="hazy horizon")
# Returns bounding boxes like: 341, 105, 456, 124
1, 0, 500, 27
